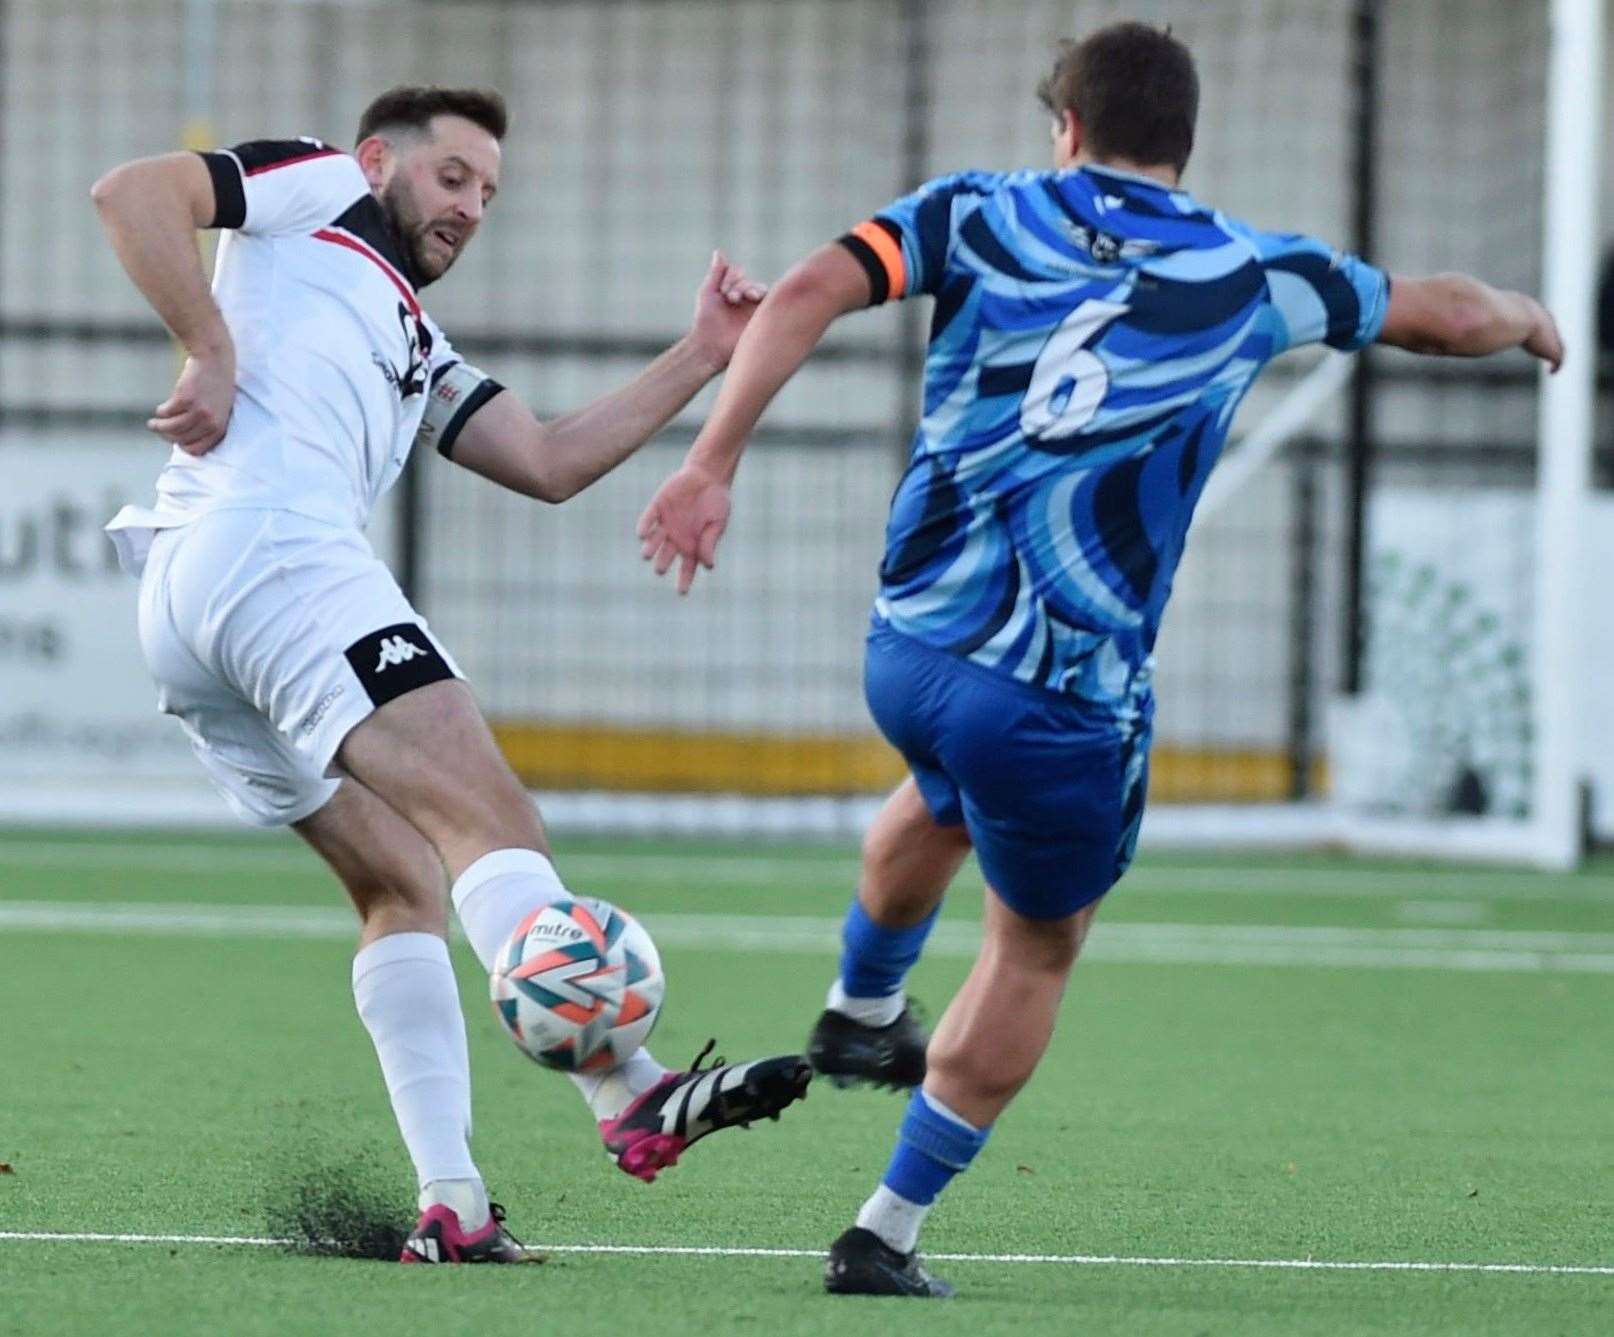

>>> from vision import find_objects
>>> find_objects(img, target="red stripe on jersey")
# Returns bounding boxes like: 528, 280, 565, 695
312, 227, 420, 315
244, 146, 345, 177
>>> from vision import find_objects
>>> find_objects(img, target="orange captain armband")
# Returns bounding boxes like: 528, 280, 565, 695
837, 218, 909, 305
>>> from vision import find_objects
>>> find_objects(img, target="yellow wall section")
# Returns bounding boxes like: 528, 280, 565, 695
491, 722, 1325, 803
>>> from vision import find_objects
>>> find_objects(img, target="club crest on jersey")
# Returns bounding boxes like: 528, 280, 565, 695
1062, 221, 1160, 264
374, 302, 433, 400
1090, 232, 1123, 263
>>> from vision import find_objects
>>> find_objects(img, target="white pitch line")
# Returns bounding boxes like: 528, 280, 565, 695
535, 1245, 1614, 1277
0, 1231, 291, 1247
0, 842, 861, 888
0, 1231, 1609, 1276
4, 838, 1614, 901
4, 902, 1614, 975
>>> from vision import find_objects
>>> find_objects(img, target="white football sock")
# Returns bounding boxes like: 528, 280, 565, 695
826, 978, 906, 1028
450, 848, 570, 970
571, 1048, 671, 1122
856, 1183, 931, 1255
351, 932, 480, 1191
449, 847, 668, 1120
419, 1177, 490, 1232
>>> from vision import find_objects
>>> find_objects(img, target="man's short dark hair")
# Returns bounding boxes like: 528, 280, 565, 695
1036, 23, 1198, 174
356, 86, 508, 146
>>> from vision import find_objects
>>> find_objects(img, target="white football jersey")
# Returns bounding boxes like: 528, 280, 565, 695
107, 137, 501, 574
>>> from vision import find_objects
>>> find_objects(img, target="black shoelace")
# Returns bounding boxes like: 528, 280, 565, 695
487, 1202, 526, 1253
688, 1037, 726, 1071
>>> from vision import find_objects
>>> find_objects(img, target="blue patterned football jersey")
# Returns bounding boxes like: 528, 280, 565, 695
838, 165, 1390, 724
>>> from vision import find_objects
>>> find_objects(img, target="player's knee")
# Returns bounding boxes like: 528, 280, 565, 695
350, 844, 449, 933
986, 919, 1081, 976
1028, 925, 1083, 973
346, 871, 448, 935
985, 894, 1096, 973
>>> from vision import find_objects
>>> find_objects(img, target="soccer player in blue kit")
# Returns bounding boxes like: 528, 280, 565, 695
639, 23, 1564, 1296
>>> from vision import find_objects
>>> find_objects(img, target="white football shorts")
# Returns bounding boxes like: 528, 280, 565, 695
136, 508, 463, 826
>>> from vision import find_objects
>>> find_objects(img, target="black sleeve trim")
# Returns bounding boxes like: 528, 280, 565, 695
836, 233, 888, 305
230, 138, 332, 173
437, 379, 506, 460
197, 151, 246, 230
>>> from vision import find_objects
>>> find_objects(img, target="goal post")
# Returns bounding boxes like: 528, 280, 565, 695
1529, 0, 1604, 869
1309, 0, 1603, 870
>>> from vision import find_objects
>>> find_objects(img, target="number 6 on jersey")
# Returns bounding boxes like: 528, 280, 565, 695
1019, 298, 1129, 440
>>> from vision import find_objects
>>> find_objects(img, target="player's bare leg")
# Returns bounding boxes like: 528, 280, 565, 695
293, 777, 449, 947
332, 679, 548, 878
860, 778, 974, 925
827, 890, 1099, 1296
924, 891, 1099, 1125
333, 680, 663, 1111
334, 679, 811, 1178
293, 778, 521, 1261
809, 777, 972, 1088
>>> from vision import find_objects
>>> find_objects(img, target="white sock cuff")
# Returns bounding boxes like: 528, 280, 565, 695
451, 848, 565, 915
856, 1183, 930, 1256
351, 931, 451, 988
920, 1090, 981, 1133
826, 979, 905, 1027
420, 1177, 489, 1230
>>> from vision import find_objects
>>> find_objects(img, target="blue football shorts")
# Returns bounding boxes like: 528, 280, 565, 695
864, 620, 1151, 920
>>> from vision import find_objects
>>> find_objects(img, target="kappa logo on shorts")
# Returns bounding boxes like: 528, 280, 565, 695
345, 623, 454, 709
374, 635, 426, 672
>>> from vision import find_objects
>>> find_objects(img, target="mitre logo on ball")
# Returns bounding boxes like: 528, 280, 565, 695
528, 918, 589, 943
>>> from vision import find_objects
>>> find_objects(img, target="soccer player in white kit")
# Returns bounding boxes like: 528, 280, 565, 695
93, 86, 811, 1264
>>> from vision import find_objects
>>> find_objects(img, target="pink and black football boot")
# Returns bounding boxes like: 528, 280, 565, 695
400, 1201, 527, 1264
599, 1041, 812, 1183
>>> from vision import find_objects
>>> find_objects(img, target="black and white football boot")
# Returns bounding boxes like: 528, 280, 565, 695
806, 1004, 928, 1090
824, 1226, 955, 1298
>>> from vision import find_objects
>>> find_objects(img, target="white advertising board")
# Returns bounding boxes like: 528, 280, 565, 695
0, 436, 194, 785
0, 435, 405, 826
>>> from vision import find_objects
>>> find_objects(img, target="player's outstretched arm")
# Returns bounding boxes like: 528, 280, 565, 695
443, 252, 764, 502
638, 243, 872, 594
1377, 273, 1564, 371
91, 152, 237, 454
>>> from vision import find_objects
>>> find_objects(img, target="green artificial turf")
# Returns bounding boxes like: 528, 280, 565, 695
1, 829, 1610, 1334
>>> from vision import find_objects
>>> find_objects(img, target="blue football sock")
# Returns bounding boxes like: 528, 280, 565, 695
838, 898, 939, 999
881, 1088, 992, 1206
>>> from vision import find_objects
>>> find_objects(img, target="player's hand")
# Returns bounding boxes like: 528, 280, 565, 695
686, 250, 767, 375
637, 462, 732, 595
148, 349, 236, 455
1523, 301, 1565, 374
